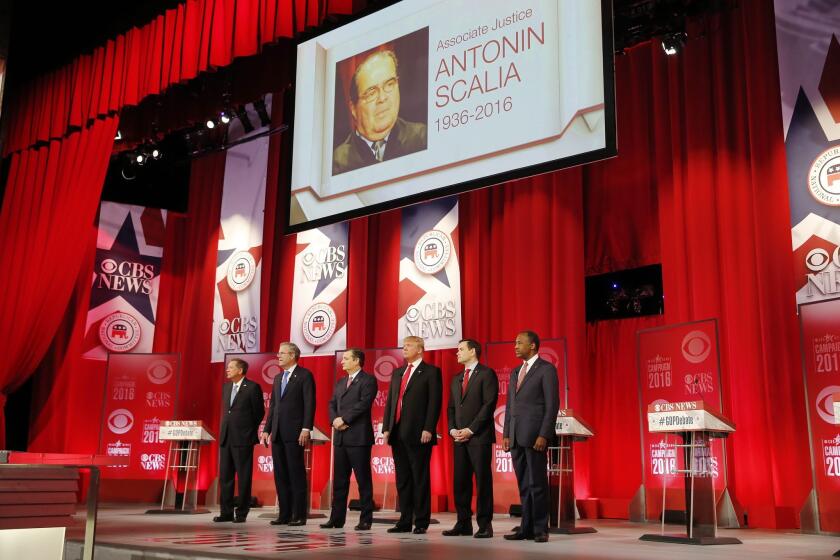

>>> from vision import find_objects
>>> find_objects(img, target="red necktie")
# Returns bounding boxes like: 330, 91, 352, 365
395, 364, 413, 423
461, 368, 471, 395
516, 361, 528, 390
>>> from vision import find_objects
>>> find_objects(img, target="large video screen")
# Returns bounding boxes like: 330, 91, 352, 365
288, 0, 615, 232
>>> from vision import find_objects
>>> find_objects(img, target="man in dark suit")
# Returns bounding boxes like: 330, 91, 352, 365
502, 331, 559, 543
444, 339, 499, 538
214, 358, 264, 523
260, 342, 316, 526
321, 348, 377, 531
382, 336, 442, 534
332, 49, 427, 176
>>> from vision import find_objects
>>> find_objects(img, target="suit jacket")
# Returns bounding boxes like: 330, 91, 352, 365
329, 370, 377, 447
332, 117, 427, 175
263, 365, 316, 443
219, 377, 264, 448
503, 357, 560, 448
447, 364, 499, 446
382, 360, 442, 446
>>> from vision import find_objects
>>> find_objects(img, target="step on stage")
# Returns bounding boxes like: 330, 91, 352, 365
63, 506, 838, 560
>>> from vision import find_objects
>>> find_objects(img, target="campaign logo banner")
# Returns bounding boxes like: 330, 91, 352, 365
800, 298, 840, 532
398, 196, 462, 349
99, 353, 179, 479
211, 96, 272, 362
774, 4, 840, 305
82, 202, 167, 360
290, 223, 349, 357
484, 339, 567, 512
636, 319, 726, 521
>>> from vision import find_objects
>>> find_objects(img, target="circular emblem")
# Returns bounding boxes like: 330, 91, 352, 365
107, 408, 135, 434
808, 145, 840, 206
373, 355, 401, 383
493, 405, 506, 434
262, 359, 283, 384
681, 330, 712, 364
99, 312, 142, 353
226, 251, 257, 292
817, 385, 840, 425
413, 230, 452, 274
302, 303, 337, 346
540, 347, 561, 368
147, 359, 174, 385
101, 259, 118, 274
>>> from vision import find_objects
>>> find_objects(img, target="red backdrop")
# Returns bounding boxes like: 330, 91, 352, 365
14, 0, 811, 529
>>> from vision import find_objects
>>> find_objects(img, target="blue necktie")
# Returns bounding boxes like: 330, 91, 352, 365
230, 383, 239, 407
281, 370, 290, 396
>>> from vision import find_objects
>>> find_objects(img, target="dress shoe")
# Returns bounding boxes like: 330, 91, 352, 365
442, 526, 473, 536
288, 519, 306, 526
412, 527, 427, 534
387, 525, 412, 533
212, 515, 233, 523
355, 522, 372, 531
503, 531, 529, 541
320, 520, 344, 529
233, 516, 247, 523
269, 518, 290, 526
474, 527, 493, 538
533, 533, 549, 543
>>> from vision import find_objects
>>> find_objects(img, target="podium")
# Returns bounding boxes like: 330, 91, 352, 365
147, 420, 215, 514
259, 426, 330, 519
548, 410, 596, 534
639, 401, 740, 545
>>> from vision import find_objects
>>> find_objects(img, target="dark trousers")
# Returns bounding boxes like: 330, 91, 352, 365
219, 444, 254, 518
330, 445, 374, 525
271, 440, 307, 522
453, 443, 494, 530
392, 438, 432, 529
511, 445, 549, 536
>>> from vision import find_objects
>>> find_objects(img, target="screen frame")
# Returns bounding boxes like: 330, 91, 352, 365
284, 0, 617, 234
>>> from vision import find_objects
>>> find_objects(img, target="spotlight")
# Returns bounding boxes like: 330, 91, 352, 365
151, 147, 162, 160
661, 32, 686, 56
135, 153, 146, 165
206, 119, 216, 129
220, 111, 231, 124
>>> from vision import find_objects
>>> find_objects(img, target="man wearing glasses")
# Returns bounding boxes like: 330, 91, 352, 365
260, 342, 316, 526
333, 49, 427, 175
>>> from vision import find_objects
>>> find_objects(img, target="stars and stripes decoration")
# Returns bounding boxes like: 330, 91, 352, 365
82, 202, 167, 360
290, 223, 349, 357
211, 96, 272, 362
398, 196, 462, 350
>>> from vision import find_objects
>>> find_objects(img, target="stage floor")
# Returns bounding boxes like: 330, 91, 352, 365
64, 506, 838, 560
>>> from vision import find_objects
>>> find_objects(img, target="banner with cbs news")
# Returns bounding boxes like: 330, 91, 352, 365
290, 223, 349, 357
398, 196, 462, 350
484, 339, 567, 512
98, 353, 179, 479
636, 319, 727, 521
799, 298, 840, 532
82, 202, 167, 360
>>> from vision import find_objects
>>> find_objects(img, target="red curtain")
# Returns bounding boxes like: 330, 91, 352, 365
0, 116, 117, 449
3, 0, 362, 156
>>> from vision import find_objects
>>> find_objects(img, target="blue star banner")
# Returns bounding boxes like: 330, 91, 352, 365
398, 196, 462, 349
83, 202, 167, 359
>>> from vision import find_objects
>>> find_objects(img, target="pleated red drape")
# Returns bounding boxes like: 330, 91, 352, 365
0, 116, 118, 449
3, 0, 361, 156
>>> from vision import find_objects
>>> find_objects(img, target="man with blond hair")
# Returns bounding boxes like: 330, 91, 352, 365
382, 336, 442, 534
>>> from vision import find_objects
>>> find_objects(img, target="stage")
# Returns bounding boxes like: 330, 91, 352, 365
62, 506, 838, 560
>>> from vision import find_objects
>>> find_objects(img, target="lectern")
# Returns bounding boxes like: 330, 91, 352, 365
640, 401, 740, 545
148, 420, 215, 514
548, 410, 596, 534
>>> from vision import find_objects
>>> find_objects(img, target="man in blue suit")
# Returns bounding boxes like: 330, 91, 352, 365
502, 331, 559, 543
260, 342, 316, 526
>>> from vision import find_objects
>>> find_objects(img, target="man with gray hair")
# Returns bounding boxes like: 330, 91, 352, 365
260, 342, 316, 526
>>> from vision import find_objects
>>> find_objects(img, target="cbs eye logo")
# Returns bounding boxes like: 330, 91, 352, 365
493, 405, 506, 434
816, 385, 840, 424
373, 355, 401, 383
262, 359, 282, 384
147, 360, 174, 385
681, 330, 712, 364
540, 347, 560, 368
107, 408, 135, 435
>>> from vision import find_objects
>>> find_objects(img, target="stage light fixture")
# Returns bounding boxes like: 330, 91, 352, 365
151, 147, 162, 160
206, 119, 216, 129
135, 153, 146, 165
661, 31, 687, 55
220, 111, 231, 124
